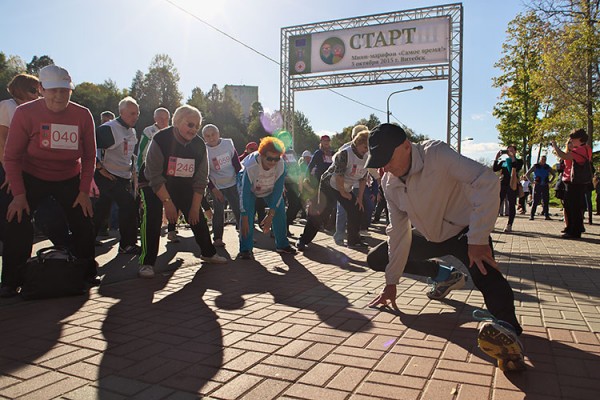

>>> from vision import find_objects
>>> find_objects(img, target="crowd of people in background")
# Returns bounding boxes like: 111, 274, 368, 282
0, 65, 599, 373
493, 134, 597, 239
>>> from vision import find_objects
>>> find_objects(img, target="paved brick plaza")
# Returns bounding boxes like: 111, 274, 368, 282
1, 212, 599, 399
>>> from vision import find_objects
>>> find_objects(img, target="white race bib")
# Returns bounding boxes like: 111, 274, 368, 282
40, 123, 79, 150
167, 157, 195, 177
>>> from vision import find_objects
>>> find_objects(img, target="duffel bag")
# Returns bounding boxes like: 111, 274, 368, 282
18, 246, 88, 300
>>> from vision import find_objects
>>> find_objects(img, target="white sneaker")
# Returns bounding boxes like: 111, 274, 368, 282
201, 254, 228, 264
167, 231, 180, 242
138, 265, 155, 278
213, 238, 225, 247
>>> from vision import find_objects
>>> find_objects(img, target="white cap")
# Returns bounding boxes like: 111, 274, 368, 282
302, 150, 312, 157
39, 65, 74, 90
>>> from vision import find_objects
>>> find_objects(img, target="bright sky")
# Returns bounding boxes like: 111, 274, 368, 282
2, 0, 538, 163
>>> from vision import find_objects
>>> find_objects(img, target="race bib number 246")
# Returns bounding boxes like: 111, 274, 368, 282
167, 157, 195, 177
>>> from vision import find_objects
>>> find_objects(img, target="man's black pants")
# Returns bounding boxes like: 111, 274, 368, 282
530, 184, 550, 218
367, 228, 522, 335
139, 186, 216, 267
299, 184, 362, 246
93, 172, 138, 247
2, 173, 96, 288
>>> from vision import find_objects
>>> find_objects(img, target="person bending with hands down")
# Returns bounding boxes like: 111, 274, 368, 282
297, 129, 370, 250
366, 123, 526, 372
202, 124, 241, 247
237, 137, 296, 259
137, 105, 226, 279
1, 65, 97, 297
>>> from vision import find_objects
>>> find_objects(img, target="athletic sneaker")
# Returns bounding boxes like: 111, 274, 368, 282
119, 244, 141, 255
201, 254, 228, 264
427, 270, 467, 300
167, 231, 180, 242
138, 265, 155, 279
276, 246, 297, 255
237, 251, 254, 260
213, 238, 225, 247
474, 309, 526, 372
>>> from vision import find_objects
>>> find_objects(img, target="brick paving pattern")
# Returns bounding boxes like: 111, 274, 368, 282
1, 211, 599, 399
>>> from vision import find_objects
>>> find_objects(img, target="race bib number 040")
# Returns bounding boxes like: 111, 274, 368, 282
167, 157, 195, 177
40, 123, 79, 150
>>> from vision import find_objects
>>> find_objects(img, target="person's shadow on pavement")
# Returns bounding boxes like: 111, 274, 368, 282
209, 256, 373, 332
96, 259, 224, 398
0, 294, 89, 385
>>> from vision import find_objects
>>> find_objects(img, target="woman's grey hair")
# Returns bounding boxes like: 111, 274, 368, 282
202, 124, 219, 135
118, 96, 139, 111
154, 107, 170, 118
172, 104, 202, 126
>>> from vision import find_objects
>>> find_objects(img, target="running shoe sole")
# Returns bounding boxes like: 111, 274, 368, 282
477, 322, 526, 372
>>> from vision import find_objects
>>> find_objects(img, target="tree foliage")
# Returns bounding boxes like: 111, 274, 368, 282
331, 114, 381, 149
528, 0, 600, 144
0, 52, 26, 101
129, 54, 183, 130
71, 80, 128, 126
26, 55, 54, 75
292, 111, 319, 154
493, 11, 546, 168
246, 101, 268, 146
187, 84, 246, 153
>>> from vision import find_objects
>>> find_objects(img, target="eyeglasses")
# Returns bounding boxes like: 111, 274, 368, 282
265, 156, 281, 162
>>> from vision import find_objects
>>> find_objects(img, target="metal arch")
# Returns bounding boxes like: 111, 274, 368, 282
289, 66, 449, 91
446, 5, 463, 153
281, 3, 463, 151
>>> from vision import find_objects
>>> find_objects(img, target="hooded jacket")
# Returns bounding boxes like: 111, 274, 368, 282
383, 140, 500, 285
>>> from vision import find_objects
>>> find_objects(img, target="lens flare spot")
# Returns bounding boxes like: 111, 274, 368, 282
260, 109, 283, 134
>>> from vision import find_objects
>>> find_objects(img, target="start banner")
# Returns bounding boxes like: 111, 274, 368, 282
289, 16, 450, 75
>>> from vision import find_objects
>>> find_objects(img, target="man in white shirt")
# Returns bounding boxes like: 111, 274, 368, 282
365, 123, 525, 372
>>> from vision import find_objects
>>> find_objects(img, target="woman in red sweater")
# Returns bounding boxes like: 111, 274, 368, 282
1, 65, 97, 298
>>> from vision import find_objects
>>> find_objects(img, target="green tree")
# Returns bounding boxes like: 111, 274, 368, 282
492, 11, 546, 168
246, 101, 268, 147
187, 87, 208, 117
529, 0, 600, 145
0, 53, 26, 101
129, 54, 183, 130
71, 80, 127, 125
129, 70, 145, 102
26, 55, 54, 75
187, 84, 246, 152
292, 111, 319, 154
331, 114, 381, 149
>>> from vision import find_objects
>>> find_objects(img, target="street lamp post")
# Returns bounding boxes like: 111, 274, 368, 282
386, 85, 424, 123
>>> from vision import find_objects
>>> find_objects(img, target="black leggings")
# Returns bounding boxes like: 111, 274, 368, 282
2, 173, 96, 287
367, 228, 522, 335
139, 187, 216, 266
499, 185, 518, 225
